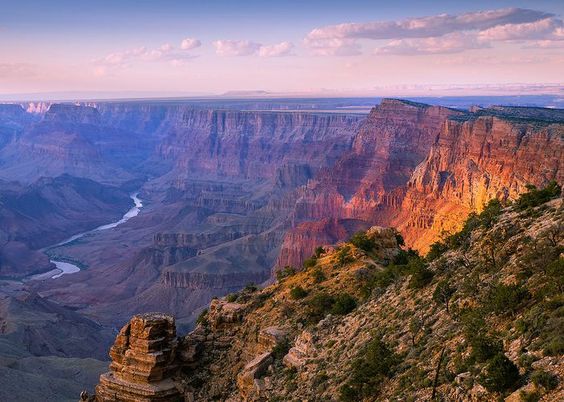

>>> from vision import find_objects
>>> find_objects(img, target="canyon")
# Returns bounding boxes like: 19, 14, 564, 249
0, 97, 561, 401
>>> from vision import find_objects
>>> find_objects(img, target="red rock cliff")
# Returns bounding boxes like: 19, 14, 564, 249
278, 102, 563, 268
392, 112, 564, 252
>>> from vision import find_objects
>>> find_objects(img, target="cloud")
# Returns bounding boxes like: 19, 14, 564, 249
375, 32, 488, 55
304, 38, 361, 56
305, 8, 561, 56
95, 40, 200, 68
307, 8, 552, 41
259, 41, 294, 57
180, 38, 201, 50
213, 40, 261, 56
478, 17, 563, 41
214, 40, 295, 57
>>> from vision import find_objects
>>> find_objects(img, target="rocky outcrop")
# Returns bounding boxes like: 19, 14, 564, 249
283, 330, 317, 368
276, 218, 370, 269
236, 352, 273, 400
161, 271, 270, 290
94, 313, 182, 402
43, 104, 102, 125
392, 111, 564, 251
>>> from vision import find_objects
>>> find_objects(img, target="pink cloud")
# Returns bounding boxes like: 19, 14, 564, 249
307, 8, 552, 41
214, 40, 295, 57
213, 40, 262, 56
95, 41, 199, 68
304, 38, 361, 56
180, 38, 201, 50
478, 17, 563, 41
375, 32, 488, 55
259, 42, 294, 57
305, 8, 559, 56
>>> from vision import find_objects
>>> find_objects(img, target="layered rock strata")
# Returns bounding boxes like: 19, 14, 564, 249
94, 313, 182, 402
279, 102, 564, 266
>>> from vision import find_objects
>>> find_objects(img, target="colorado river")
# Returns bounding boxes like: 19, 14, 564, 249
33, 192, 143, 280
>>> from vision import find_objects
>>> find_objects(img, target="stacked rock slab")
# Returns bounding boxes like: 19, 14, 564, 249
95, 313, 182, 402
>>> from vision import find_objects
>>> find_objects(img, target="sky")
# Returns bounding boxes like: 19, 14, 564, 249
1, 0, 563, 99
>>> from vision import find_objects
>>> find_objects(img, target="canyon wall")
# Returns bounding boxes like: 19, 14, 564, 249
278, 102, 563, 267
393, 110, 564, 251
277, 99, 461, 267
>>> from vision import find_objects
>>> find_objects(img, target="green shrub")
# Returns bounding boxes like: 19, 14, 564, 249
350, 231, 375, 252
272, 339, 290, 360
196, 309, 208, 326
433, 279, 456, 312
244, 282, 258, 292
427, 240, 449, 262
470, 335, 503, 363
546, 257, 564, 293
393, 248, 419, 265
336, 245, 353, 267
520, 390, 541, 402
312, 269, 326, 283
314, 246, 325, 258
306, 292, 336, 323
276, 266, 296, 281
226, 293, 239, 302
408, 260, 434, 289
331, 293, 357, 315
543, 335, 564, 356
486, 283, 530, 315
290, 286, 308, 300
479, 353, 520, 393
395, 232, 405, 247
515, 181, 561, 211
342, 337, 399, 399
531, 369, 558, 390
303, 255, 317, 269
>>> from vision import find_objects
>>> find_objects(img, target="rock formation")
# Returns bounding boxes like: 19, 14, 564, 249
94, 313, 182, 402
392, 110, 564, 251
278, 101, 564, 267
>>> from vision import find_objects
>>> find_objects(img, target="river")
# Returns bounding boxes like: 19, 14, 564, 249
33, 193, 143, 280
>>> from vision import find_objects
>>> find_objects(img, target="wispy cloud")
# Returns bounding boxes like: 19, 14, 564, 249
94, 38, 201, 70
259, 41, 294, 57
304, 38, 361, 56
305, 8, 563, 56
213, 40, 261, 56
478, 17, 563, 41
307, 8, 552, 41
213, 40, 295, 57
375, 32, 488, 55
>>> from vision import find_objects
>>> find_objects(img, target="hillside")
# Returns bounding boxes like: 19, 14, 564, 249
92, 183, 563, 401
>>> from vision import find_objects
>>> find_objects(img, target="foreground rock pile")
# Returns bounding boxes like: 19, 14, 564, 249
93, 313, 182, 402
